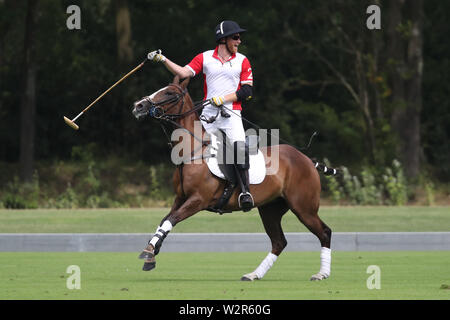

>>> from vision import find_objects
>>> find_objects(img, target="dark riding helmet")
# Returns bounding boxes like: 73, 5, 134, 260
215, 20, 246, 43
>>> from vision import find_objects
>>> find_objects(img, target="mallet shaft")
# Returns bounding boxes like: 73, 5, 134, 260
81, 61, 145, 114
64, 57, 148, 130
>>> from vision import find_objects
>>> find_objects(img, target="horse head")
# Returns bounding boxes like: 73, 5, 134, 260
132, 75, 190, 121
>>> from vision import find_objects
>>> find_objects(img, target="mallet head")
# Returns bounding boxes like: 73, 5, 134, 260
63, 116, 79, 130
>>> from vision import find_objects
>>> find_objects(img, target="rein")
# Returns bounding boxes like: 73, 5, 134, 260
147, 84, 317, 155
150, 84, 207, 120
148, 84, 210, 148
220, 105, 318, 152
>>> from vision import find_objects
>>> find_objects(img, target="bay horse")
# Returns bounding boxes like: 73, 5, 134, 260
132, 75, 337, 281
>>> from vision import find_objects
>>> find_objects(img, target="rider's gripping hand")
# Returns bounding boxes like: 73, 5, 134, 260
147, 49, 166, 63
210, 96, 225, 107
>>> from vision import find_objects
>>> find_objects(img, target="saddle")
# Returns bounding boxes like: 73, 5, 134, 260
205, 131, 266, 214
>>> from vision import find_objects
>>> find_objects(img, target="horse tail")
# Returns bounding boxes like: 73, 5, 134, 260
312, 160, 340, 176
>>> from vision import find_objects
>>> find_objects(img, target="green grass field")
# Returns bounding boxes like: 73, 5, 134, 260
1, 251, 449, 300
0, 206, 449, 233
1, 206, 449, 300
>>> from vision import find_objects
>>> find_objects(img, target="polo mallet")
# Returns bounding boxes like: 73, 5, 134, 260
63, 52, 156, 130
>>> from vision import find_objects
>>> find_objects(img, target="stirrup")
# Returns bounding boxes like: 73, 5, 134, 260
238, 192, 254, 211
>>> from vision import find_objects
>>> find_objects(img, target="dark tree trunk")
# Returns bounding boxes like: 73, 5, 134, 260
19, 0, 38, 182
404, 0, 423, 179
115, 0, 134, 152
115, 0, 133, 65
387, 0, 423, 179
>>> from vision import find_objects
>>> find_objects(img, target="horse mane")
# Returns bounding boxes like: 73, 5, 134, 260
172, 75, 190, 90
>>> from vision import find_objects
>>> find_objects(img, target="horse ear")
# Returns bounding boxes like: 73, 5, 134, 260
180, 77, 190, 89
173, 75, 180, 85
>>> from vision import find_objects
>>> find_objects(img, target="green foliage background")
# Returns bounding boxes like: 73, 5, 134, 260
0, 0, 448, 206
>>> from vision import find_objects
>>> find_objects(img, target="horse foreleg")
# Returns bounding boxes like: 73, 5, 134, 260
138, 196, 183, 271
241, 198, 289, 281
139, 195, 204, 272
138, 218, 174, 270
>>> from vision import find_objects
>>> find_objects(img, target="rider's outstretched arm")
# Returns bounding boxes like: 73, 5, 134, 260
163, 58, 193, 79
147, 49, 193, 79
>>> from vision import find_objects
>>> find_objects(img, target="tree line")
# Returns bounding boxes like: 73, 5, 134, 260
0, 0, 448, 187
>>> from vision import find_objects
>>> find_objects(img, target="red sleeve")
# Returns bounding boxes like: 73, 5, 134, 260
187, 53, 203, 76
240, 57, 253, 85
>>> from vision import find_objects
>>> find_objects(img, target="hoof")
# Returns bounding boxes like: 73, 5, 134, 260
240, 272, 259, 281
139, 247, 156, 271
310, 272, 329, 281
142, 261, 156, 271
138, 249, 154, 260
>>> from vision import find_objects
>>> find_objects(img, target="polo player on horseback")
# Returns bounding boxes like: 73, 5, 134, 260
147, 20, 254, 211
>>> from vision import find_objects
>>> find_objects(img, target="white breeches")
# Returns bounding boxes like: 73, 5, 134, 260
201, 107, 245, 143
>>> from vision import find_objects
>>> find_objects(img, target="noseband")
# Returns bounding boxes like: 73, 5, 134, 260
146, 83, 187, 120
139, 83, 210, 148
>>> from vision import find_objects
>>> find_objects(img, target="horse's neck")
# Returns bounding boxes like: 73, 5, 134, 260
176, 99, 206, 155
178, 111, 199, 135
178, 96, 202, 134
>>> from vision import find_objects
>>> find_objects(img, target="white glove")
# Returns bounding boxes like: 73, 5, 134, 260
210, 96, 225, 107
147, 49, 166, 62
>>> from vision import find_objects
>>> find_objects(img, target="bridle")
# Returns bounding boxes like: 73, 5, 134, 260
142, 83, 211, 199
145, 83, 208, 122
144, 83, 186, 120
135, 82, 234, 164
142, 83, 210, 148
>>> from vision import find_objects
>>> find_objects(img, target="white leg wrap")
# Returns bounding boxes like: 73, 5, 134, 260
254, 252, 278, 279
319, 247, 331, 277
149, 220, 173, 247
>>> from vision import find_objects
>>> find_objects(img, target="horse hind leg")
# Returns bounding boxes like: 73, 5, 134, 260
241, 198, 289, 281
287, 199, 332, 280
310, 220, 332, 281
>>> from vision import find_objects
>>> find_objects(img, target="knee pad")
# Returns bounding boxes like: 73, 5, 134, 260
234, 141, 249, 170
246, 135, 258, 156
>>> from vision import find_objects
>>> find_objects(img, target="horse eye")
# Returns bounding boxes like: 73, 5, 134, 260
165, 92, 174, 96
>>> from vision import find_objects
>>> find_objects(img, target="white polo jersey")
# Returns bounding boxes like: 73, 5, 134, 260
186, 46, 253, 111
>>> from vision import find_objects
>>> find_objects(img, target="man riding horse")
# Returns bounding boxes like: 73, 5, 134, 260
147, 20, 254, 212
136, 21, 336, 282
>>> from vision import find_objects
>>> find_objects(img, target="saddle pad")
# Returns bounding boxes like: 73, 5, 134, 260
205, 136, 266, 185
